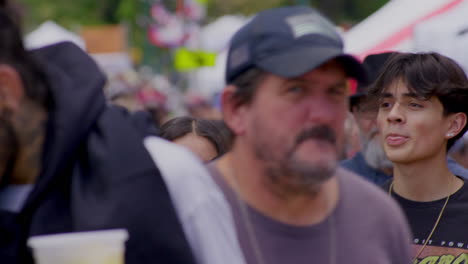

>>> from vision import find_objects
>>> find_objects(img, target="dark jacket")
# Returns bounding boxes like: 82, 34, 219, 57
0, 42, 196, 264
340, 152, 391, 186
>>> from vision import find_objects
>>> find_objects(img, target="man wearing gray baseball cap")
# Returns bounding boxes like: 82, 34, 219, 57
207, 5, 412, 263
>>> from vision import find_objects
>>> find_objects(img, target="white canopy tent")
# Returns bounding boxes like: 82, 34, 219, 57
413, 1, 468, 72
344, 0, 466, 60
186, 15, 248, 97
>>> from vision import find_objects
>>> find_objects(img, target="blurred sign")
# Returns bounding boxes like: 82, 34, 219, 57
80, 25, 127, 54
174, 48, 216, 71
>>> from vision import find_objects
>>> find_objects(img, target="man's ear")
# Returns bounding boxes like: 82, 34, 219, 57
221, 85, 248, 136
446, 112, 467, 139
0, 64, 24, 112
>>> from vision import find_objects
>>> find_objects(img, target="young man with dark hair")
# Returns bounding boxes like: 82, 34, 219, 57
372, 52, 468, 262
0, 1, 196, 263
342, 52, 468, 186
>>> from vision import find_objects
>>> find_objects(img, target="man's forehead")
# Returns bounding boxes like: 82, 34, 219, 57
293, 61, 347, 81
382, 80, 411, 96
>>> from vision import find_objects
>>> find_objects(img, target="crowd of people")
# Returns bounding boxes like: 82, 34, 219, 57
2, 0, 468, 263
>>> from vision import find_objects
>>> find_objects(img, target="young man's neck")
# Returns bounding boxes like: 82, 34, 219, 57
392, 153, 463, 202
216, 146, 339, 226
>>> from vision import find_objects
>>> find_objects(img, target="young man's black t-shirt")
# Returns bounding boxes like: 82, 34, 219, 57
385, 178, 468, 263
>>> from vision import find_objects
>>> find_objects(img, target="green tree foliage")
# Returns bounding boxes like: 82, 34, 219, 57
18, 0, 138, 30
207, 0, 388, 25
18, 0, 389, 42
18, 0, 143, 52
17, 0, 388, 71
207, 0, 286, 18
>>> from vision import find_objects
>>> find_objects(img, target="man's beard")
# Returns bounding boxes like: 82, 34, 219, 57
0, 117, 18, 187
361, 128, 393, 171
254, 125, 338, 196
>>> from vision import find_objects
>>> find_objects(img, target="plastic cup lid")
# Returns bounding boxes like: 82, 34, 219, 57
27, 229, 129, 249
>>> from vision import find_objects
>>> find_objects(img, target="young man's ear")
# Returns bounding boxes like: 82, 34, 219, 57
446, 112, 467, 138
221, 85, 248, 136
0, 64, 24, 112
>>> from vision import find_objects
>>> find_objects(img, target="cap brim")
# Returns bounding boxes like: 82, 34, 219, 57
256, 46, 367, 83
350, 92, 366, 99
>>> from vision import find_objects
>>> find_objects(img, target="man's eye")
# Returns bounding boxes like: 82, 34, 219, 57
380, 102, 392, 108
328, 87, 346, 96
409, 103, 423, 109
287, 86, 304, 94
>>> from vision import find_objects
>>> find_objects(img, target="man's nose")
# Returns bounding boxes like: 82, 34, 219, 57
305, 98, 339, 124
387, 103, 404, 124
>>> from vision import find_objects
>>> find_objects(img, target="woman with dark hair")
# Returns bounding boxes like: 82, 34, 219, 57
370, 52, 468, 262
160, 116, 232, 162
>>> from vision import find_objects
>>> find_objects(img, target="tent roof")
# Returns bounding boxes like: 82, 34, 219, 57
344, 0, 465, 59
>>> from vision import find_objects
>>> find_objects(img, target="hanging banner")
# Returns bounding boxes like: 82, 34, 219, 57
178, 0, 207, 21
151, 3, 172, 25
148, 16, 189, 48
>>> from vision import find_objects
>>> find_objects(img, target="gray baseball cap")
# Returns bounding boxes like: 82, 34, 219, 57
225, 6, 366, 83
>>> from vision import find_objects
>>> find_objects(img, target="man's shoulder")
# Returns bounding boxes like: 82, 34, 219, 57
336, 168, 400, 214
336, 168, 411, 242
337, 167, 386, 197
335, 169, 412, 262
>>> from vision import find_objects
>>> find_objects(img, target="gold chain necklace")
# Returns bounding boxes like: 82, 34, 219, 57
388, 181, 451, 261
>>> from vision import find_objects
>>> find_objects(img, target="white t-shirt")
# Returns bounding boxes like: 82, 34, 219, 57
144, 136, 246, 264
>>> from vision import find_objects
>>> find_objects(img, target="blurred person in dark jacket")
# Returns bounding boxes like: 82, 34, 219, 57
0, 1, 196, 263
340, 52, 395, 185
449, 133, 468, 169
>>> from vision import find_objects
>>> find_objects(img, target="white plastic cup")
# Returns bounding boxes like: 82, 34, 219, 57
27, 229, 129, 264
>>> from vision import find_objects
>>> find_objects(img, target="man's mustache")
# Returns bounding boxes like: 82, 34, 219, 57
295, 125, 336, 146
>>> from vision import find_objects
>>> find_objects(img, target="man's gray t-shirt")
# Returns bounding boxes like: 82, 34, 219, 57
208, 166, 412, 264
